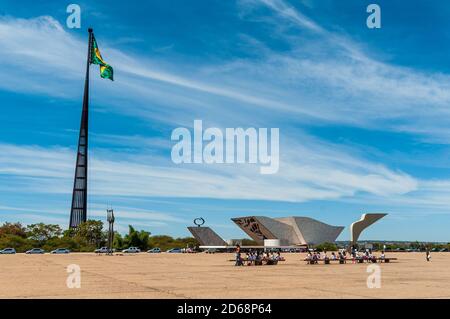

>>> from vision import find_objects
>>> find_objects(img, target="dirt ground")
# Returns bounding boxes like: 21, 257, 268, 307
0, 252, 449, 298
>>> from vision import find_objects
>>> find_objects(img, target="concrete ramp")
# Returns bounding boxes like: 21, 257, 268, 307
188, 227, 227, 246
350, 213, 387, 244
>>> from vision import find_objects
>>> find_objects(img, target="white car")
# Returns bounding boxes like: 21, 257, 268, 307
51, 248, 70, 254
147, 248, 161, 253
26, 248, 45, 254
122, 247, 141, 253
95, 247, 109, 254
0, 248, 16, 254
166, 248, 182, 253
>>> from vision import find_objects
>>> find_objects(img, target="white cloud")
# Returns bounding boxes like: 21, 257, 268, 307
258, 0, 325, 33
2, 12, 450, 136
236, 0, 450, 131
1, 6, 449, 227
0, 140, 417, 203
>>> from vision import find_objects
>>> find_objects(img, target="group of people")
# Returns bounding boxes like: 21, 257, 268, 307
234, 245, 285, 266
305, 249, 387, 264
234, 244, 434, 267
350, 248, 386, 263
305, 251, 346, 264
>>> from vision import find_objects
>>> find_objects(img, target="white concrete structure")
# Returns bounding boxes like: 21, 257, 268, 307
232, 216, 344, 246
264, 239, 281, 247
187, 226, 227, 246
350, 213, 387, 244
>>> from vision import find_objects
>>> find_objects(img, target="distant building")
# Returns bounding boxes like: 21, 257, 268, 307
226, 239, 243, 246
231, 216, 344, 246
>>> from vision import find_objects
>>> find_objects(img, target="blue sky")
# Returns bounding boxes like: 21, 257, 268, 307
1, 0, 450, 241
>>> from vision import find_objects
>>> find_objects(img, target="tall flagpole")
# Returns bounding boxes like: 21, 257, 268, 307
69, 28, 93, 228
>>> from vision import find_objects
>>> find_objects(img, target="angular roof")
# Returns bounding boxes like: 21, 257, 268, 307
276, 217, 344, 245
232, 216, 344, 245
187, 226, 227, 246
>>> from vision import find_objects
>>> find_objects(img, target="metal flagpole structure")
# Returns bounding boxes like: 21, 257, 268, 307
69, 28, 93, 228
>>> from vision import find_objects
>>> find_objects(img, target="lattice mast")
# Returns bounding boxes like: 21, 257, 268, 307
69, 28, 93, 228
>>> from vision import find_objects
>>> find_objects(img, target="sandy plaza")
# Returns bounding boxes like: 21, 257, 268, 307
0, 252, 449, 299
2, 1, 450, 312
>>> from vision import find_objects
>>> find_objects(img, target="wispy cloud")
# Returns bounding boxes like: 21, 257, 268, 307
0, 201, 187, 232
237, 0, 450, 132
258, 0, 325, 33
2, 11, 450, 137
0, 140, 417, 202
1, 2, 450, 237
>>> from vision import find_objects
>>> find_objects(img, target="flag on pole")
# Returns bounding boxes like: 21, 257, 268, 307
90, 34, 114, 81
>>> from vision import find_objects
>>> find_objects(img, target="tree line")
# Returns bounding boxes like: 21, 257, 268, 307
0, 221, 199, 252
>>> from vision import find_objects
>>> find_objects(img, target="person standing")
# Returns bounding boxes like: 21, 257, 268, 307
235, 244, 243, 266
426, 248, 431, 262
380, 251, 386, 262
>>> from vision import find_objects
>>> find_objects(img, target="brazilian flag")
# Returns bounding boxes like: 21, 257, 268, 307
90, 35, 114, 81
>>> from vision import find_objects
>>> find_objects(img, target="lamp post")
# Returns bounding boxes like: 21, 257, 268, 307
107, 208, 115, 255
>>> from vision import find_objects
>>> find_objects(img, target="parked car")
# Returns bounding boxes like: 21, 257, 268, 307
0, 248, 16, 254
122, 247, 141, 253
205, 248, 217, 254
166, 248, 182, 253
26, 248, 45, 254
51, 248, 70, 254
147, 248, 161, 253
95, 247, 109, 254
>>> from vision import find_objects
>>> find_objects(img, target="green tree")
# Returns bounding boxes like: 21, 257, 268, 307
62, 227, 76, 238
315, 242, 338, 252
113, 232, 124, 250
0, 222, 27, 238
148, 235, 175, 251
0, 235, 33, 252
138, 230, 150, 250
147, 235, 199, 251
124, 225, 140, 247
26, 223, 62, 244
123, 225, 151, 250
74, 220, 106, 248
0, 220, 199, 253
177, 237, 199, 248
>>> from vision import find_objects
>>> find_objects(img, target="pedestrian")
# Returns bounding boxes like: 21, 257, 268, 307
235, 244, 243, 266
